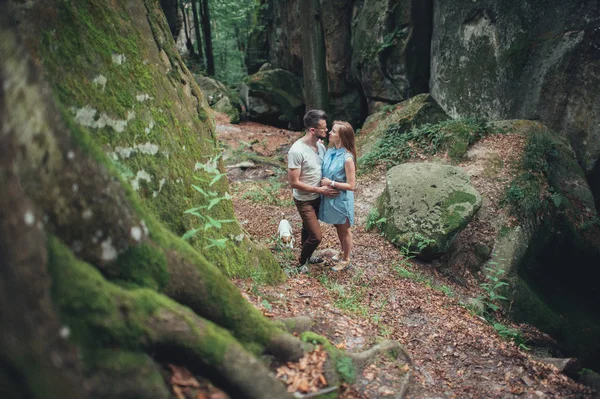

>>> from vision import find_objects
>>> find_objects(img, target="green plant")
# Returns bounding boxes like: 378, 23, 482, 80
335, 356, 356, 383
359, 118, 490, 169
493, 323, 530, 350
240, 177, 293, 206
479, 265, 509, 313
365, 208, 386, 231
182, 154, 234, 249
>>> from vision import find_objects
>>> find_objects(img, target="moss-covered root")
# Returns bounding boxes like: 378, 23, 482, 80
158, 226, 305, 363
277, 316, 315, 335
48, 237, 294, 399
149, 309, 293, 399
302, 333, 412, 396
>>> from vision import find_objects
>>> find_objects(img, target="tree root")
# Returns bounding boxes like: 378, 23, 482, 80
49, 237, 293, 399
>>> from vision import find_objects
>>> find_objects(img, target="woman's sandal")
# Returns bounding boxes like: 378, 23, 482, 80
331, 260, 351, 272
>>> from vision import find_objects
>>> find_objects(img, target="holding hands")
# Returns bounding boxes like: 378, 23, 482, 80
318, 178, 339, 197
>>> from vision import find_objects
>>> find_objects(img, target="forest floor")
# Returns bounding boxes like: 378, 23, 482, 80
214, 112, 596, 399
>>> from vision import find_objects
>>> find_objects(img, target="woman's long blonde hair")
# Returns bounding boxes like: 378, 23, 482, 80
333, 121, 357, 167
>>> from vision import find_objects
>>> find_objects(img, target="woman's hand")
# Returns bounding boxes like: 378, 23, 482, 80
321, 177, 332, 186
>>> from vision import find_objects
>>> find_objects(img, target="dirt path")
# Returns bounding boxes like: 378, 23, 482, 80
217, 112, 594, 398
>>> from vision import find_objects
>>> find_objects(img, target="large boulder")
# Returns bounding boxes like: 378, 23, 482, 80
357, 94, 449, 156
377, 163, 482, 259
480, 121, 600, 369
245, 68, 305, 129
351, 0, 433, 113
430, 0, 600, 179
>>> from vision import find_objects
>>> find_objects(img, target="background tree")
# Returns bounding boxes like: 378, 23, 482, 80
210, 0, 257, 83
199, 0, 215, 75
190, 0, 206, 67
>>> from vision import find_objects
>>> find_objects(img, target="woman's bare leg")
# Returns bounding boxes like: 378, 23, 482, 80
334, 220, 352, 261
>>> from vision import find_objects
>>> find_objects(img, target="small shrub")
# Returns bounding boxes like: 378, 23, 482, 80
359, 118, 490, 169
365, 208, 386, 231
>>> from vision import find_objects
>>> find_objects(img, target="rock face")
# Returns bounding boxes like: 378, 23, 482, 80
430, 0, 600, 178
482, 121, 600, 369
245, 68, 305, 129
352, 0, 433, 113
251, 0, 433, 123
377, 163, 482, 259
18, 0, 279, 278
357, 94, 448, 156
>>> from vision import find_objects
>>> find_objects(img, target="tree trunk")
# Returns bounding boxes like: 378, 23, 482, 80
191, 0, 205, 66
300, 0, 329, 112
199, 0, 215, 76
180, 0, 195, 56
1, 0, 303, 397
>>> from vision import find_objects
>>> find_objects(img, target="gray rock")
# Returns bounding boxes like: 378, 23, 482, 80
377, 163, 482, 259
213, 97, 240, 124
430, 0, 600, 176
481, 120, 600, 369
245, 68, 305, 129
351, 0, 432, 112
194, 75, 244, 123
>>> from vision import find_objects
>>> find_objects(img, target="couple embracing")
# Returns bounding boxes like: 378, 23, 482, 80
287, 110, 357, 272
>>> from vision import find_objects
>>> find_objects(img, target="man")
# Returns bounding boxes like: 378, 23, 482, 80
288, 110, 338, 271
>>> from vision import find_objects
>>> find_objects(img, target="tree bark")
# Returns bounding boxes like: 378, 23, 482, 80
300, 0, 329, 112
0, 0, 302, 397
199, 0, 215, 76
191, 0, 205, 66
180, 0, 195, 56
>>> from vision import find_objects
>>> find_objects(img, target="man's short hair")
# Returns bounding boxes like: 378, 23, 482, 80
303, 109, 328, 129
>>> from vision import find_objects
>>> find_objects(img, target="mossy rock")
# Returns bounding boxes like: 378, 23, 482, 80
195, 75, 244, 123
485, 120, 600, 369
213, 97, 241, 124
357, 94, 449, 156
245, 68, 305, 129
29, 0, 279, 280
377, 162, 482, 259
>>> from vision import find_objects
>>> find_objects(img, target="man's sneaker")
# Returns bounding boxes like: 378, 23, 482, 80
307, 256, 325, 265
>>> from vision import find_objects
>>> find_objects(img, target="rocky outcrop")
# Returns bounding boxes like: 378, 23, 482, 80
250, 0, 433, 124
245, 68, 305, 129
357, 94, 448, 156
480, 121, 600, 369
194, 75, 243, 123
377, 163, 482, 259
430, 0, 600, 181
352, 0, 433, 113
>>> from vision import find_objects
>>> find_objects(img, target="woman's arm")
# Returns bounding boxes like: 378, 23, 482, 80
320, 158, 356, 191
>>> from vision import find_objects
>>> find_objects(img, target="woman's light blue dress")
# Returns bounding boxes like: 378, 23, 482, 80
319, 148, 354, 225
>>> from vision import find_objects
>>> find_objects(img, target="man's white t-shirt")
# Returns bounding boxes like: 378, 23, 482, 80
288, 138, 326, 201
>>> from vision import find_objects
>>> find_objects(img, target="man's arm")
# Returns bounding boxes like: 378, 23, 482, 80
288, 168, 339, 197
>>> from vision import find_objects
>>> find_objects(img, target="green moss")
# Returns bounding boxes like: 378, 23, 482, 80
47, 235, 255, 366
36, 0, 280, 279
441, 191, 477, 231
109, 243, 169, 290
47, 235, 154, 351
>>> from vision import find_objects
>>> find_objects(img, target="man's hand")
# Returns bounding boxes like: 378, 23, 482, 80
317, 186, 339, 197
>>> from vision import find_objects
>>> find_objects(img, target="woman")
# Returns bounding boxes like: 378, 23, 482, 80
319, 121, 357, 271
